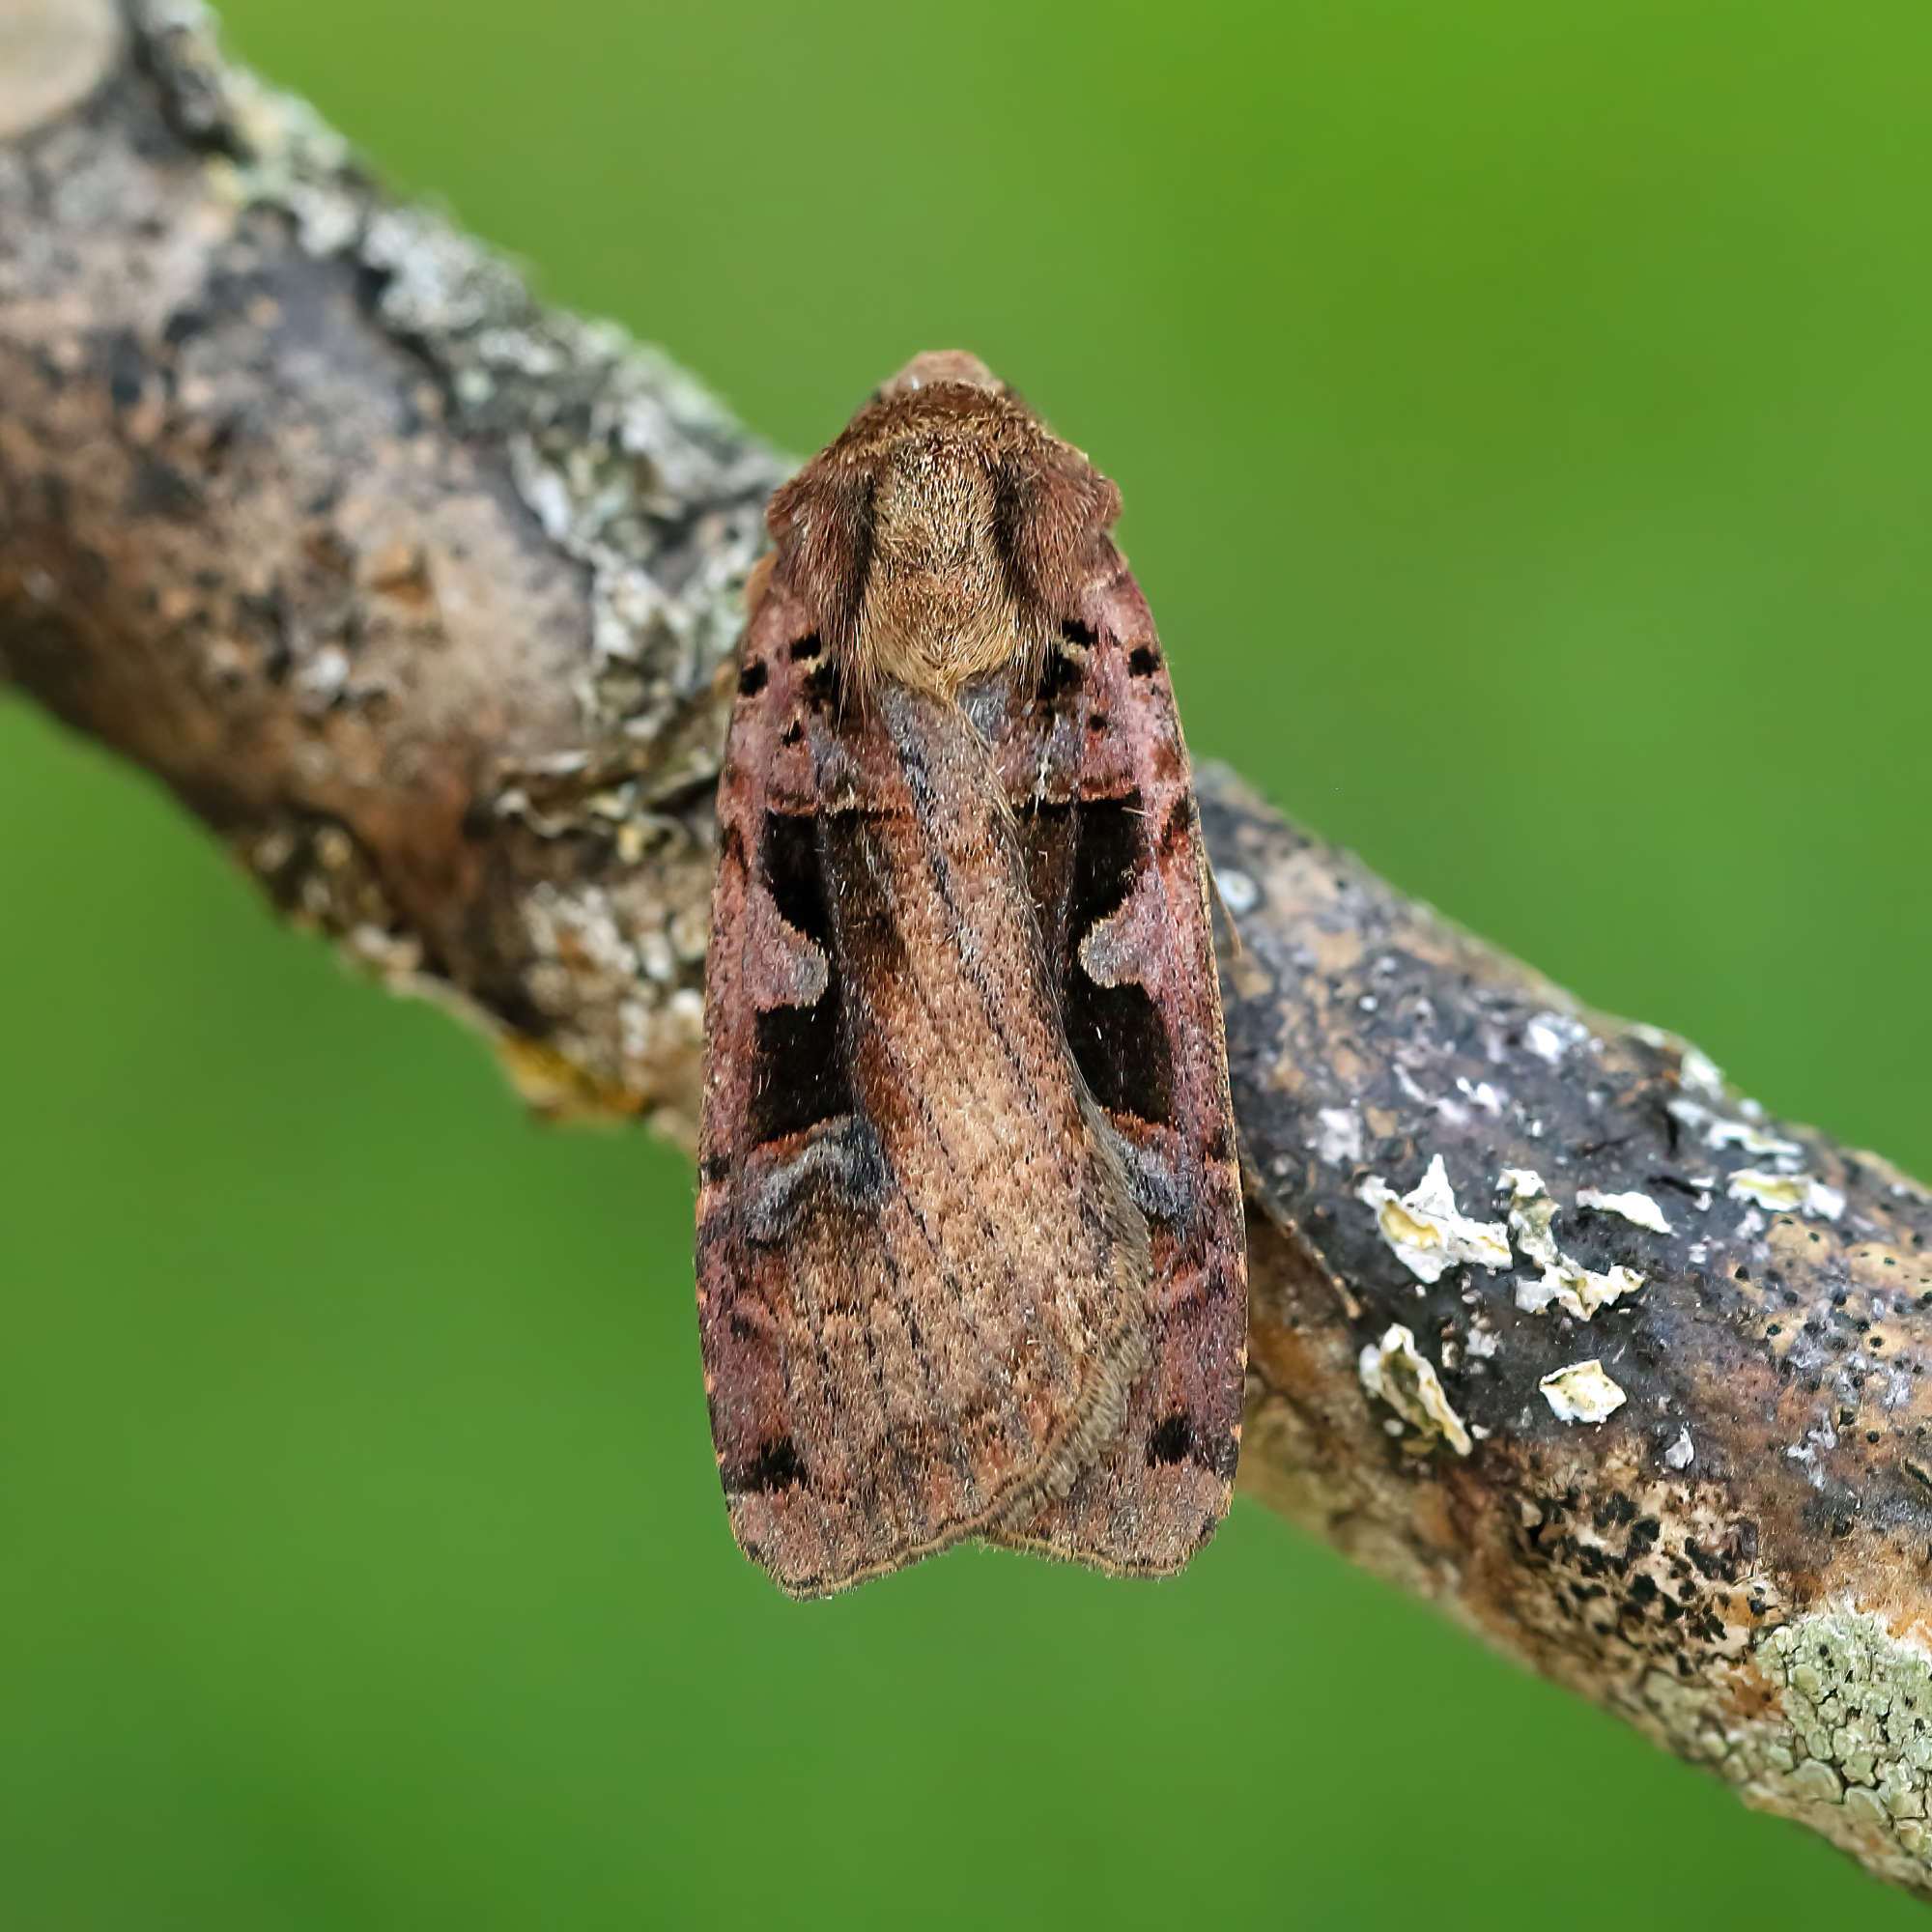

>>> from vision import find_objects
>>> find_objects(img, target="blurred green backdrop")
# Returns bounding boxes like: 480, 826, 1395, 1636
4, 1, 1930, 1925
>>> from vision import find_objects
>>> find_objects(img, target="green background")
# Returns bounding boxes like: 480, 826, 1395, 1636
4, 0, 1929, 1924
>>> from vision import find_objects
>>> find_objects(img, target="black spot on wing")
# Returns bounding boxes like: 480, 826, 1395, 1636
1127, 643, 1160, 676
1065, 978, 1175, 1126
1037, 644, 1084, 708
723, 1436, 808, 1493
761, 810, 830, 952
737, 658, 768, 696
1158, 793, 1195, 858
1063, 797, 1175, 1127
1016, 798, 1075, 964
1070, 795, 1140, 923
752, 1002, 849, 1146
1147, 1412, 1193, 1465
750, 811, 853, 1144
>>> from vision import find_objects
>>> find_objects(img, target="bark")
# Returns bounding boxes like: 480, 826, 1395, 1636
7, 0, 1932, 1896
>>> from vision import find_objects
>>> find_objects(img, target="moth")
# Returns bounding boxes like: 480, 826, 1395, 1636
696, 352, 1246, 1597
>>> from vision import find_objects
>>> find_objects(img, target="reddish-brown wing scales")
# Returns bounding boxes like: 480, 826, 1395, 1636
696, 353, 1246, 1597
975, 559, 1247, 1574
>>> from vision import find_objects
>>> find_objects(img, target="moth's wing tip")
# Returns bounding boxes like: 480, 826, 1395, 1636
758, 1565, 851, 1605
730, 1495, 1011, 1601
982, 1476, 1236, 1577
731, 1517, 860, 1603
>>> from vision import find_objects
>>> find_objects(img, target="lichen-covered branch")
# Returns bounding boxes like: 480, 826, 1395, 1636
6, 1, 1931, 1897
0, 0, 784, 1139
1212, 782, 1932, 1891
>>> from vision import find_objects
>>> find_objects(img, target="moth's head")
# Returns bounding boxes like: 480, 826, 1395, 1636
767, 352, 1122, 702
875, 350, 1006, 401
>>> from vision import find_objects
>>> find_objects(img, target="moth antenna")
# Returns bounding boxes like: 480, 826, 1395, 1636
1207, 866, 1247, 958
742, 550, 777, 617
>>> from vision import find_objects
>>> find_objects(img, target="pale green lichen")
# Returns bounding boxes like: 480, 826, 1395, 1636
1743, 1612, 1932, 1876
1499, 1168, 1559, 1266
1634, 1610, 1932, 1889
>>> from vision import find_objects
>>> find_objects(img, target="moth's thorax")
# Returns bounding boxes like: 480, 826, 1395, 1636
854, 443, 1026, 699
765, 362, 1122, 711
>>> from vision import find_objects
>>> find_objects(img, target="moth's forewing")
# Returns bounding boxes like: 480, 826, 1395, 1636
696, 583, 1151, 1598
697, 358, 1246, 1596
976, 560, 1248, 1575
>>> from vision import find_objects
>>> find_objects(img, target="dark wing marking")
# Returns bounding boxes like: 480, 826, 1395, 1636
697, 585, 1152, 1597
976, 554, 1248, 1576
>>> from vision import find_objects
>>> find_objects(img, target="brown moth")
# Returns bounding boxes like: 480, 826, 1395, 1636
696, 352, 1246, 1597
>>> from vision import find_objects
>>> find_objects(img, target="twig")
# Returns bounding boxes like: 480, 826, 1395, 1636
5, 1, 1930, 1895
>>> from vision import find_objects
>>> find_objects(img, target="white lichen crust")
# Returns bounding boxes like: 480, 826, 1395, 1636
1358, 1324, 1473, 1456
1501, 1171, 1647, 1321
1577, 1186, 1672, 1235
1539, 1359, 1628, 1424
1358, 1155, 1511, 1285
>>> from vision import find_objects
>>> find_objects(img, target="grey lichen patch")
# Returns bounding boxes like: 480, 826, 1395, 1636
130, 0, 786, 770
1667, 1094, 1806, 1162
1358, 1323, 1472, 1455
1310, 1104, 1362, 1167
1358, 1154, 1511, 1285
1523, 1010, 1594, 1065
1213, 866, 1259, 916
518, 876, 711, 1135
244, 814, 394, 937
